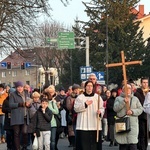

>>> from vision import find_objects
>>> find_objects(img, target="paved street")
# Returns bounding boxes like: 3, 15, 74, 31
57, 138, 119, 150
0, 137, 118, 150
0, 138, 150, 150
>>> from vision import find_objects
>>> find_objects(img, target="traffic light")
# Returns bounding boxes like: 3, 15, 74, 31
20, 62, 26, 69
7, 62, 12, 69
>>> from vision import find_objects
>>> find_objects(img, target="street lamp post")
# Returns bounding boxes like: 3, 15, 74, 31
70, 49, 73, 85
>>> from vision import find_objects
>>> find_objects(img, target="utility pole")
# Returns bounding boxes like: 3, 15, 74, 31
106, 1, 109, 87
86, 37, 89, 66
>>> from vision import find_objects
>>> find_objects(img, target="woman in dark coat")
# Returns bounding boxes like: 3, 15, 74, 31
9, 81, 31, 150
106, 89, 118, 147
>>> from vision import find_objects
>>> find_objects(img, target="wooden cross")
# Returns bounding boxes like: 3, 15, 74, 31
106, 51, 142, 110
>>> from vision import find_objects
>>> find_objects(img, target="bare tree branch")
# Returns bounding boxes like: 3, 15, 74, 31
0, 0, 52, 53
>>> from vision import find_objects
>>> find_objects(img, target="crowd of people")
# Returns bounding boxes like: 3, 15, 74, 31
0, 74, 150, 150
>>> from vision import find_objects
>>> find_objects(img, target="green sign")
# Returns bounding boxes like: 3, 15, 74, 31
46, 37, 50, 44
46, 37, 57, 44
50, 38, 57, 42
58, 32, 75, 49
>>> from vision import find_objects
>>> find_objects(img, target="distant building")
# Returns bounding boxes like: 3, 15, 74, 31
0, 48, 59, 89
131, 5, 150, 44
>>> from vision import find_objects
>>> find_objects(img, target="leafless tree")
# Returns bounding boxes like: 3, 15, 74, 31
0, 0, 70, 56
33, 20, 71, 85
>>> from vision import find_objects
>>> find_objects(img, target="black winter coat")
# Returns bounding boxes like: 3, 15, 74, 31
34, 106, 52, 132
134, 88, 148, 149
106, 96, 117, 125
134, 88, 147, 120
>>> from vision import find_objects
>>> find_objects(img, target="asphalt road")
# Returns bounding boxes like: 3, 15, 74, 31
0, 137, 119, 150
0, 138, 150, 150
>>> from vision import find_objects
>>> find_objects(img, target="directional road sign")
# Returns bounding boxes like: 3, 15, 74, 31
25, 62, 31, 68
50, 38, 57, 42
80, 66, 93, 80
93, 72, 104, 81
46, 37, 51, 44
46, 37, 57, 44
58, 32, 75, 49
1, 62, 7, 67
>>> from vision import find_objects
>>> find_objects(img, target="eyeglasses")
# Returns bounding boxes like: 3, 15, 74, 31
89, 78, 96, 80
86, 85, 93, 87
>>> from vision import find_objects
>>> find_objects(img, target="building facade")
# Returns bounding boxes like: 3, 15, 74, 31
132, 5, 150, 44
0, 49, 59, 89
0, 66, 38, 88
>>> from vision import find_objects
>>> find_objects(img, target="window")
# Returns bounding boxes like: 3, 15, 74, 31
26, 81, 30, 85
25, 70, 30, 75
2, 72, 6, 77
12, 71, 17, 77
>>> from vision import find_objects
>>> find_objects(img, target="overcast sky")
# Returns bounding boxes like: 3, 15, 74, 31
49, 0, 150, 26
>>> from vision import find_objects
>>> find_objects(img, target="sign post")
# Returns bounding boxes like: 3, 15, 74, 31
80, 66, 92, 80
93, 72, 104, 81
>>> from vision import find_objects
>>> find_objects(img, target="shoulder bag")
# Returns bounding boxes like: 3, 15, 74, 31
115, 98, 132, 133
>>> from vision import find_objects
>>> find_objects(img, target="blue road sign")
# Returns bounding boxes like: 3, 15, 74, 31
25, 62, 31, 68
1, 62, 7, 67
93, 72, 104, 81
80, 66, 93, 80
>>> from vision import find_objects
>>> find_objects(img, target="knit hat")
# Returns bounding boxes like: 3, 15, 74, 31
72, 84, 80, 91
128, 79, 135, 84
59, 87, 65, 92
111, 88, 118, 94
9, 88, 16, 93
15, 81, 24, 88
0, 84, 4, 89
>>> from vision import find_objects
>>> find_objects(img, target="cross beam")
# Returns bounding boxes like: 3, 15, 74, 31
106, 51, 142, 110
